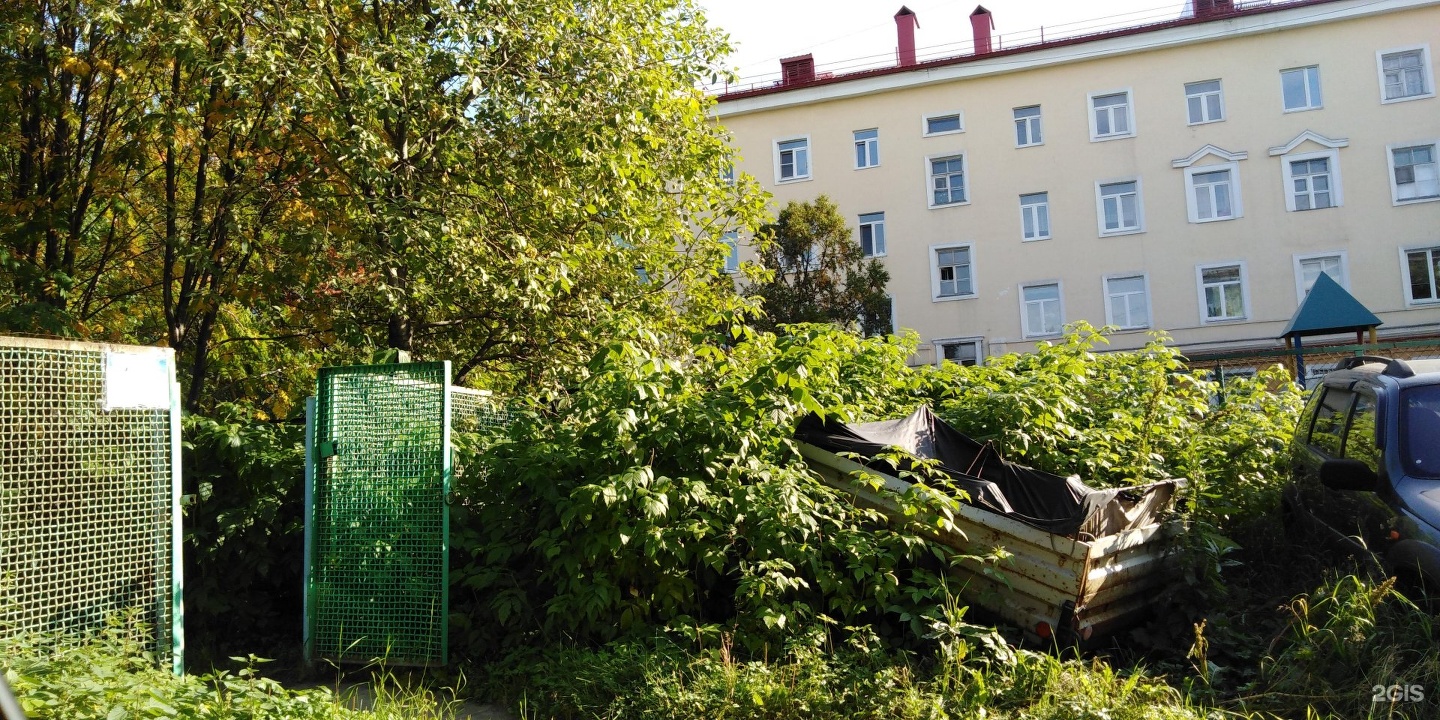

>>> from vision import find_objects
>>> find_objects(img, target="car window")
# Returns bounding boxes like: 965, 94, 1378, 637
1345, 392, 1381, 473
1296, 385, 1325, 442
1309, 386, 1354, 458
1402, 386, 1440, 478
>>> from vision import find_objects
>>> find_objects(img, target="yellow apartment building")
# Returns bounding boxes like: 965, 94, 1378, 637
713, 0, 1440, 367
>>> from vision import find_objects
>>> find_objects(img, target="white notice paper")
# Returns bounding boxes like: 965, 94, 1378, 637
104, 350, 173, 410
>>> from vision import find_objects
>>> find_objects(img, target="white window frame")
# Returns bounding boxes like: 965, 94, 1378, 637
858, 212, 886, 258
1399, 244, 1440, 306
1184, 79, 1225, 125
772, 135, 812, 184
1279, 148, 1343, 212
929, 242, 977, 302
1019, 192, 1051, 241
925, 152, 970, 209
722, 232, 740, 274
933, 337, 984, 367
1183, 161, 1243, 223
1386, 140, 1440, 206
922, 111, 965, 137
1094, 177, 1145, 237
1376, 44, 1435, 104
1019, 281, 1065, 338
1102, 273, 1152, 331
1087, 89, 1135, 142
1013, 105, 1043, 148
1291, 251, 1348, 304
854, 128, 880, 169
1280, 65, 1322, 112
1195, 261, 1251, 324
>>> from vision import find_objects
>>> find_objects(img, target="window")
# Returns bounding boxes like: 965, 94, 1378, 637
1089, 90, 1134, 140
722, 232, 740, 273
861, 295, 895, 338
1096, 180, 1142, 235
1282, 150, 1342, 211
1184, 164, 1241, 222
1378, 46, 1433, 103
854, 129, 880, 169
774, 137, 810, 182
1389, 143, 1440, 203
1403, 246, 1440, 304
1104, 275, 1150, 330
1308, 386, 1354, 458
1014, 106, 1043, 147
928, 155, 968, 207
935, 338, 983, 367
1294, 252, 1346, 302
931, 244, 975, 300
1346, 392, 1381, 473
1021, 283, 1063, 337
1281, 66, 1322, 111
1185, 80, 1224, 124
858, 212, 886, 257
1019, 192, 1050, 241
1197, 263, 1248, 322
923, 112, 964, 136
721, 163, 735, 184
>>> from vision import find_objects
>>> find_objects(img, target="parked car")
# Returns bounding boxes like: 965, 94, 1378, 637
1285, 355, 1440, 592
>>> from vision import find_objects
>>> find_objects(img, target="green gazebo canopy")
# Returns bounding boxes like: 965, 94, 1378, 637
1280, 272, 1382, 339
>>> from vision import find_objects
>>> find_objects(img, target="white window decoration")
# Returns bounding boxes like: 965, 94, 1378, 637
1185, 80, 1224, 124
1184, 163, 1242, 223
1021, 283, 1063, 337
858, 212, 886, 257
1104, 275, 1150, 330
928, 154, 968, 207
1089, 90, 1134, 141
931, 244, 975, 301
1197, 263, 1248, 322
775, 137, 810, 182
923, 112, 964, 137
1019, 192, 1050, 241
722, 232, 740, 274
1014, 106, 1043, 147
854, 129, 880, 169
1096, 180, 1142, 235
1281, 66, 1322, 111
1404, 246, 1440, 304
1389, 143, 1440, 204
934, 338, 983, 367
1293, 252, 1346, 302
1378, 46, 1434, 103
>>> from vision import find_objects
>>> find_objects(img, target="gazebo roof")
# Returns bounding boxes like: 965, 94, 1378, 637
1280, 272, 1382, 338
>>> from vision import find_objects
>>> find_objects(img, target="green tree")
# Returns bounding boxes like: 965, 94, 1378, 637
744, 195, 891, 336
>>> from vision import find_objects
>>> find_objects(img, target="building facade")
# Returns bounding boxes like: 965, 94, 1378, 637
714, 0, 1440, 366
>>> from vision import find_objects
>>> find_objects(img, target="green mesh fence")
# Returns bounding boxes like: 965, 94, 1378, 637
0, 336, 183, 674
305, 362, 452, 666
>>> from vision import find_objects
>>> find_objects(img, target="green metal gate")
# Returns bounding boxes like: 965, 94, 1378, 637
0, 336, 183, 674
304, 362, 452, 666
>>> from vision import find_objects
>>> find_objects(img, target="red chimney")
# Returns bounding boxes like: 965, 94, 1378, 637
779, 54, 816, 86
970, 5, 994, 55
895, 6, 919, 67
1194, 0, 1235, 18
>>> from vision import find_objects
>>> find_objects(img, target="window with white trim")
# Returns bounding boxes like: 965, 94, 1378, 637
1289, 156, 1335, 210
1295, 253, 1344, 299
722, 232, 740, 273
1104, 275, 1150, 330
931, 245, 974, 300
1198, 263, 1247, 322
1404, 246, 1440, 304
935, 338, 982, 367
860, 295, 895, 338
923, 112, 964, 136
1281, 66, 1322, 111
854, 129, 880, 168
775, 137, 810, 182
1014, 106, 1043, 147
929, 155, 967, 207
858, 212, 886, 257
1185, 165, 1240, 222
1021, 283, 1063, 337
1185, 80, 1224, 124
1019, 192, 1050, 241
1089, 91, 1133, 140
1097, 180, 1141, 235
1379, 46, 1433, 102
1390, 143, 1439, 203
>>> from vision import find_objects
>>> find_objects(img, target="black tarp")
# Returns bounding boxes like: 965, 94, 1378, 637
795, 407, 1177, 537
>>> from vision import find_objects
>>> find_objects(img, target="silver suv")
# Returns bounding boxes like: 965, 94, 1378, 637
1285, 356, 1440, 590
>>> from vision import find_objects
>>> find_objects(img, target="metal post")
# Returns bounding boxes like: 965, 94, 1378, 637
302, 395, 316, 667
169, 374, 185, 676
440, 363, 453, 666
1295, 336, 1307, 389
